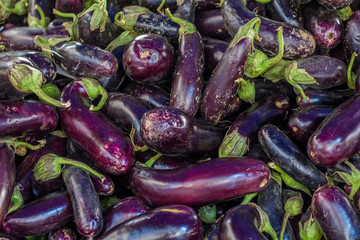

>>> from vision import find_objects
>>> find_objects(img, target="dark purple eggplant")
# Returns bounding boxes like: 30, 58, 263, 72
298, 205, 323, 240
221, 0, 316, 59
345, 10, 360, 76
203, 216, 223, 240
219, 94, 290, 157
1, 191, 73, 237
202, 37, 228, 78
246, 0, 267, 16
122, 82, 169, 107
107, 0, 130, 23
296, 88, 355, 107
173, 0, 196, 23
201, 17, 260, 123
28, 0, 55, 19
48, 227, 77, 240
55, 0, 83, 14
137, 0, 178, 12
63, 166, 103, 237
135, 150, 189, 169
59, 78, 135, 175
195, 9, 230, 40
316, 0, 353, 9
129, 157, 270, 207
288, 105, 334, 143
251, 79, 296, 103
308, 94, 360, 166
312, 185, 360, 240
122, 33, 175, 83
266, 0, 303, 28
140, 106, 226, 157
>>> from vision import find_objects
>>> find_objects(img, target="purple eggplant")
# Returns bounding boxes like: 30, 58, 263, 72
288, 105, 334, 143
316, 0, 353, 9
135, 150, 189, 169
266, 0, 303, 28
48, 227, 77, 240
140, 106, 226, 157
219, 94, 290, 157
55, 0, 83, 14
202, 37, 228, 78
345, 10, 360, 75
28, 0, 55, 20
173, 0, 196, 23
308, 94, 360, 166
1, 191, 73, 237
296, 88, 355, 107
312, 185, 360, 240
59, 78, 135, 175
221, 0, 316, 59
98, 204, 202, 240
137, 0, 178, 12
63, 166, 103, 237
195, 9, 230, 40
129, 157, 270, 207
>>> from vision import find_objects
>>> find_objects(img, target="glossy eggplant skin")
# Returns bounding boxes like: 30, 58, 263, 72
0, 144, 16, 226
345, 11, 360, 75
195, 9, 230, 40
259, 124, 327, 189
1, 191, 73, 237
219, 204, 267, 240
170, 30, 204, 116
266, 0, 303, 28
52, 41, 118, 79
203, 216, 222, 240
98, 205, 202, 240
59, 80, 135, 175
202, 37, 228, 78
135, 150, 189, 170
129, 157, 270, 207
288, 106, 334, 143
221, 0, 316, 59
174, 0, 196, 23
308, 94, 360, 166
63, 166, 103, 237
55, 0, 83, 14
140, 106, 226, 157
312, 185, 360, 240
296, 88, 355, 108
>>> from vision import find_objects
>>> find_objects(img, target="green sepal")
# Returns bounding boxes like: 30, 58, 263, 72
27, 4, 48, 27
51, 130, 67, 138
240, 192, 258, 205
237, 78, 255, 104
105, 30, 139, 52
145, 153, 163, 167
198, 205, 217, 224
0, 0, 27, 18
347, 52, 357, 89
250, 203, 279, 240
229, 17, 261, 49
114, 6, 152, 31
218, 129, 249, 158
268, 162, 311, 196
7, 185, 23, 214
130, 126, 149, 152
271, 171, 282, 187
335, 160, 360, 200
53, 9, 79, 40
253, 0, 271, 3
157, 0, 167, 13
101, 196, 120, 211
78, 0, 108, 32
76, 78, 108, 111
165, 8, 196, 42
299, 207, 323, 240
40, 83, 61, 101
0, 0, 12, 23
0, 136, 46, 156
26, 235, 46, 240
280, 192, 303, 240
34, 35, 72, 58
262, 59, 292, 82
337, 6, 353, 21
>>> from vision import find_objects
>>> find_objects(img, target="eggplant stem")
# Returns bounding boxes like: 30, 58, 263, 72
280, 211, 290, 240
145, 153, 162, 167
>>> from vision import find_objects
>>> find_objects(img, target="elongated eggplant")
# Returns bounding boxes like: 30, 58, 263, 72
259, 124, 327, 189
135, 150, 189, 169
266, 0, 303, 28
296, 88, 355, 108
129, 157, 270, 207
202, 37, 228, 78
221, 0, 316, 59
98, 204, 202, 240
345, 10, 360, 75
140, 106, 226, 157
312, 185, 360, 240
173, 0, 196, 23
195, 9, 230, 40
308, 94, 360, 166
59, 78, 135, 175
1, 191, 73, 237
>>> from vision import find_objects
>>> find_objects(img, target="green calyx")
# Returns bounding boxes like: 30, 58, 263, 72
240, 193, 258, 205
0, 0, 27, 23
347, 52, 357, 89
0, 136, 46, 156
271, 171, 282, 186
262, 59, 292, 82
145, 152, 163, 167
101, 196, 120, 211
165, 8, 196, 42
40, 83, 61, 101
105, 30, 139, 52
157, 0, 167, 13
337, 6, 353, 21
218, 129, 249, 158
237, 78, 255, 104
34, 35, 71, 58
33, 153, 106, 183
76, 78, 108, 111
335, 160, 360, 200
78, 0, 108, 32
8, 63, 71, 108
250, 203, 279, 240
229, 17, 261, 49
28, 4, 48, 27
53, 9, 79, 40
114, 6, 152, 31
198, 205, 217, 224
130, 127, 149, 152
299, 207, 323, 240
50, 130, 67, 138
280, 192, 303, 240
8, 185, 23, 214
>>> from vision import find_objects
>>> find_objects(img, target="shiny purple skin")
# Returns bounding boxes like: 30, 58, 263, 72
203, 216, 222, 240
48, 227, 77, 240
195, 9, 230, 40
303, 3, 343, 49
174, 0, 196, 23
202, 37, 228, 78
63, 166, 103, 237
135, 151, 189, 170
219, 204, 267, 240
0, 144, 15, 226
170, 31, 204, 116
259, 124, 328, 189
122, 82, 170, 107
98, 205, 202, 240
316, 0, 353, 9
201, 37, 251, 123
0, 100, 58, 137
0, 26, 71, 51
59, 80, 135, 175
312, 185, 360, 240
246, 0, 267, 16
1, 191, 74, 237
222, 0, 316, 59
296, 88, 355, 108
345, 11, 360, 75
297, 55, 347, 89
288, 106, 334, 143
55, 0, 83, 14
129, 157, 270, 207
140, 106, 226, 157
52, 41, 118, 79
122, 34, 175, 83
266, 0, 303, 28
102, 92, 151, 148
308, 94, 360, 166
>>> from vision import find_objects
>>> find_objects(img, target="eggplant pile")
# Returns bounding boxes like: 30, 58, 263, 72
1, 0, 360, 239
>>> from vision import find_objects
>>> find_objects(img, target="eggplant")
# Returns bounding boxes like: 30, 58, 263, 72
202, 37, 228, 78
137, 0, 178, 12
203, 216, 223, 240
55, 0, 83, 14
317, 0, 353, 9
28, 0, 55, 20
221, 0, 316, 59
173, 0, 196, 23
98, 205, 202, 240
48, 227, 77, 240
135, 150, 189, 169
345, 10, 360, 76
195, 9, 230, 40
266, 0, 303, 28
129, 157, 270, 207
296, 88, 355, 108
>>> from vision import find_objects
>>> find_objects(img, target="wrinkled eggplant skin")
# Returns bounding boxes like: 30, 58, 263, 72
0, 144, 15, 226
137, 0, 178, 12
195, 9, 230, 40
29, 0, 55, 19
1, 191, 73, 237
48, 227, 77, 240
59, 80, 135, 175
316, 0, 352, 9
259, 124, 328, 189
288, 106, 334, 143
170, 31, 204, 116
140, 106, 226, 157
63, 166, 103, 237
202, 37, 228, 78
296, 88, 355, 108
266, 0, 303, 28
222, 0, 316, 59
0, 100, 58, 137
55, 0, 83, 14
345, 11, 360, 75
219, 204, 267, 240
52, 41, 118, 79
98, 205, 202, 240
129, 157, 270, 207
312, 185, 360, 240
